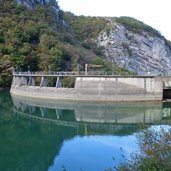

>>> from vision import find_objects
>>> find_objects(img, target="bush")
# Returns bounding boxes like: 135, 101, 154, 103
62, 77, 75, 88
115, 126, 171, 171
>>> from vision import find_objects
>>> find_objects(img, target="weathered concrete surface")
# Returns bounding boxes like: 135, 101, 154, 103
75, 76, 163, 101
28, 77, 35, 86
11, 86, 77, 100
10, 75, 164, 101
40, 77, 48, 87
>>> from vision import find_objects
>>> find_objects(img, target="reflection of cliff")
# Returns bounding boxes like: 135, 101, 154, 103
12, 95, 163, 124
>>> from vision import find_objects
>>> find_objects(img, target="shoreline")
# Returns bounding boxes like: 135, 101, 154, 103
0, 87, 10, 91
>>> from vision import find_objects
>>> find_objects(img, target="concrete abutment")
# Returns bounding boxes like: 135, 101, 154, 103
10, 73, 171, 101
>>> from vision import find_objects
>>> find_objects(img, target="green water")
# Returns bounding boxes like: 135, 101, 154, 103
0, 90, 171, 171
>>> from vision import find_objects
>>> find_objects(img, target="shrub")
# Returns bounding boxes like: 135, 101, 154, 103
115, 126, 171, 171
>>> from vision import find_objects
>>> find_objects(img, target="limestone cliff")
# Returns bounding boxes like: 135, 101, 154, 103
16, 0, 65, 28
94, 18, 171, 75
16, 0, 59, 9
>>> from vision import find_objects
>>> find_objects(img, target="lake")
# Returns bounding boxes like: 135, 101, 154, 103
0, 90, 171, 171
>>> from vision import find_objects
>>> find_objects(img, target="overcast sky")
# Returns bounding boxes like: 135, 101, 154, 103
58, 0, 171, 40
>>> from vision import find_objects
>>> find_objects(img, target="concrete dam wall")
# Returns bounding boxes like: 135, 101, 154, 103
10, 72, 166, 101
75, 77, 163, 101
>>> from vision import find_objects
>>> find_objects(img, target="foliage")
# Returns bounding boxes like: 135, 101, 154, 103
62, 77, 75, 88
115, 126, 171, 171
112, 65, 135, 75
92, 58, 112, 73
115, 17, 162, 37
64, 13, 108, 56
0, 0, 67, 73
0, 55, 13, 87
0, 1, 118, 87
64, 13, 108, 41
166, 39, 171, 50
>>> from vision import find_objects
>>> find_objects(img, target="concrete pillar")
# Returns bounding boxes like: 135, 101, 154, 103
11, 76, 16, 86
40, 77, 48, 87
28, 77, 35, 86
13, 76, 22, 86
154, 76, 163, 93
20, 76, 28, 86
56, 77, 62, 88
154, 76, 163, 100
144, 78, 146, 94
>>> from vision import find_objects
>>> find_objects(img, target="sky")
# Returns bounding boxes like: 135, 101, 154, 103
58, 0, 171, 40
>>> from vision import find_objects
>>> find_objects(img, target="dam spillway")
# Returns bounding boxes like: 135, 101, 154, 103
10, 71, 171, 101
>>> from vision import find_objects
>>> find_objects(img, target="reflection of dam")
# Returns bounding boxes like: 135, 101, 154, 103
2, 91, 171, 171
11, 95, 171, 127
75, 102, 162, 124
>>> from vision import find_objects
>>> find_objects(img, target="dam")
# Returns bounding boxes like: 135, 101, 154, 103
10, 71, 171, 101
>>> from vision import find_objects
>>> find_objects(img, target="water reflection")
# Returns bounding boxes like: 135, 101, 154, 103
0, 91, 79, 171
11, 95, 171, 127
1, 92, 171, 171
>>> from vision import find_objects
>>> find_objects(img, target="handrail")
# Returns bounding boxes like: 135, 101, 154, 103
12, 71, 123, 76
12, 71, 158, 77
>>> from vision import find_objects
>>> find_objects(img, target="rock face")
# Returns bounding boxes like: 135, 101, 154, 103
16, 0, 59, 9
95, 20, 171, 74
16, 0, 66, 30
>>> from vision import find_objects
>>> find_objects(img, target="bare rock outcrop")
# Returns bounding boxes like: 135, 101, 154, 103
95, 20, 171, 74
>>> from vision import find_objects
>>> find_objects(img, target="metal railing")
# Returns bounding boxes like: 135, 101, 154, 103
12, 70, 167, 77
13, 71, 106, 76
12, 71, 155, 76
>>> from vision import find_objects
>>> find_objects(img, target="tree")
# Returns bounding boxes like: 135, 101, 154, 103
116, 126, 171, 171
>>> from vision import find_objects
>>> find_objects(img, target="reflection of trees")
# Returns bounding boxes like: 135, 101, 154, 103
117, 126, 171, 171
0, 90, 13, 115
0, 91, 77, 171
0, 115, 77, 171
0, 91, 142, 171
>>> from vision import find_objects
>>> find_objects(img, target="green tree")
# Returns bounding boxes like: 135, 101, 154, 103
116, 126, 171, 171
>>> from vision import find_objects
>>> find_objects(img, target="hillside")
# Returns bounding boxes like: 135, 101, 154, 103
1, 0, 171, 87
96, 17, 171, 74
66, 14, 171, 75
0, 0, 112, 87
